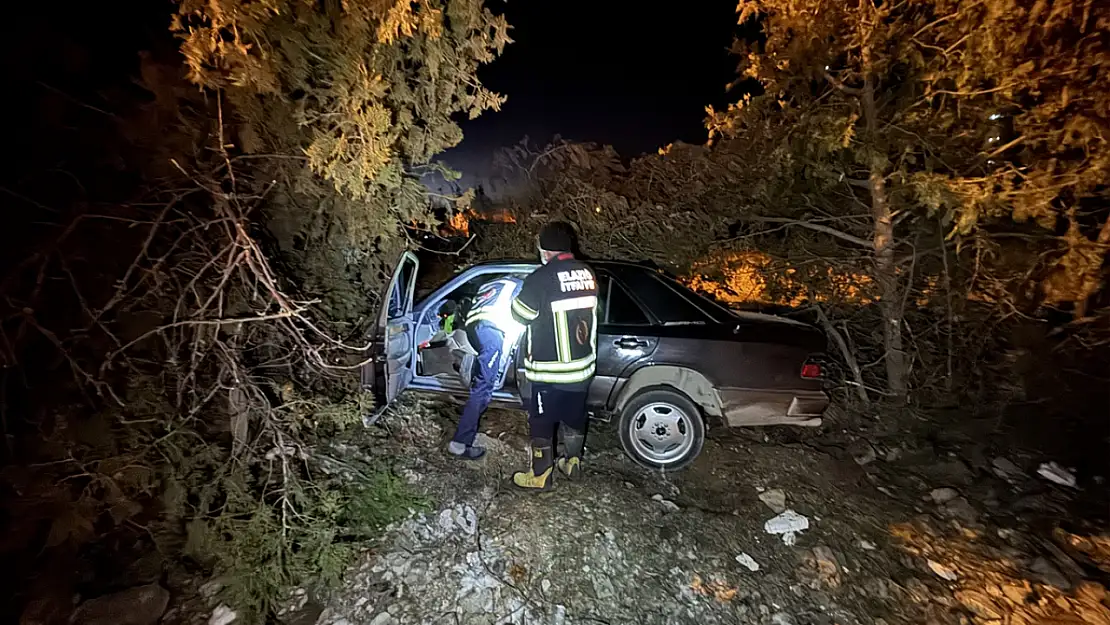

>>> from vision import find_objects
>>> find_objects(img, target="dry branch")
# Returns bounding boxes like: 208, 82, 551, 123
814, 306, 869, 404
739, 216, 874, 248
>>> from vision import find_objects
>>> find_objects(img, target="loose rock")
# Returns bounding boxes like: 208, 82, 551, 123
955, 590, 1003, 620
811, 546, 841, 588
735, 552, 760, 572
651, 493, 680, 511
1037, 462, 1077, 488
199, 579, 224, 601
930, 459, 975, 486
992, 457, 1022, 481
208, 604, 237, 625
1031, 556, 1072, 590
942, 496, 979, 524
929, 487, 960, 505
928, 559, 959, 581
70, 584, 170, 625
850, 441, 878, 466
758, 488, 787, 514
1001, 583, 1032, 604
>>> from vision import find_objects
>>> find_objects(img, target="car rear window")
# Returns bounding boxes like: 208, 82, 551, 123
605, 276, 651, 325
661, 275, 740, 322
611, 267, 712, 325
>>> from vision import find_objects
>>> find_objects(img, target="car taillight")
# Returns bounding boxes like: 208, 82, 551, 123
800, 362, 822, 379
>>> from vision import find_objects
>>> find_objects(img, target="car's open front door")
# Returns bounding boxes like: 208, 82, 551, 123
513, 329, 530, 403
361, 251, 419, 415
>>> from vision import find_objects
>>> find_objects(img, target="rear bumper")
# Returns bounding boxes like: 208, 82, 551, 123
716, 387, 828, 427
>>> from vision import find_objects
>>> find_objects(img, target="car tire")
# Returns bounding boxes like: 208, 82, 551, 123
617, 386, 705, 472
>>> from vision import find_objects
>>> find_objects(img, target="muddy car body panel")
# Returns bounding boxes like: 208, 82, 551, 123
364, 256, 829, 468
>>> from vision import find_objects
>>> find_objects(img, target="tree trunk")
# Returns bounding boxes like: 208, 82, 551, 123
862, 69, 908, 401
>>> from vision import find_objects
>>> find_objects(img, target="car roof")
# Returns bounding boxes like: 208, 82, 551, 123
464, 258, 820, 333
470, 258, 662, 271
472, 257, 735, 319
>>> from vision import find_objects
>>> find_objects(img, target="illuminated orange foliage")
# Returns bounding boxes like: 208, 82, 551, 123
447, 208, 516, 237
683, 251, 875, 307
448, 211, 471, 236
487, 209, 517, 224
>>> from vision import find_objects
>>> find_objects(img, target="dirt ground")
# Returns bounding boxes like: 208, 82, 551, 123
257, 395, 1109, 625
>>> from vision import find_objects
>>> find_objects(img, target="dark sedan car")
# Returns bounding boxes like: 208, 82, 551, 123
362, 254, 828, 471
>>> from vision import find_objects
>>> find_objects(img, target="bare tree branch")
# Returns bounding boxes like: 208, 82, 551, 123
740, 216, 873, 248
823, 70, 861, 95
813, 305, 869, 404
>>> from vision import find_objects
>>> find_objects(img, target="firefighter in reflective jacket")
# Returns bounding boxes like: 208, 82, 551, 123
448, 275, 523, 460
509, 221, 598, 490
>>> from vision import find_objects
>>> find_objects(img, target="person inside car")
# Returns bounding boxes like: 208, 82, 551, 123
447, 275, 523, 460
420, 300, 458, 349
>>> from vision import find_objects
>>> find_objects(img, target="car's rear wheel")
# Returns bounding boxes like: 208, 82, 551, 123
617, 387, 705, 471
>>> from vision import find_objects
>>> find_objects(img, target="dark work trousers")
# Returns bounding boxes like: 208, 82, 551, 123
527, 381, 590, 442
453, 321, 505, 446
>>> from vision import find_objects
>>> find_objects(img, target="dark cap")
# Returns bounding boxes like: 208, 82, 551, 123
538, 221, 577, 252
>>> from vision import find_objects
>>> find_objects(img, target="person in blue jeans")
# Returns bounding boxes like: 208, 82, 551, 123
448, 276, 523, 460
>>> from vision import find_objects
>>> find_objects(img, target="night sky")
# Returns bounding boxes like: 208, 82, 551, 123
0, 0, 744, 197
440, 0, 744, 191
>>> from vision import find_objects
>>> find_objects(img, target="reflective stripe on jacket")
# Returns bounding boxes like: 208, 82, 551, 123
510, 256, 599, 384
465, 277, 524, 333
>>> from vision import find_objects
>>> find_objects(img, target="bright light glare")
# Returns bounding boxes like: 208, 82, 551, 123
989, 113, 1001, 120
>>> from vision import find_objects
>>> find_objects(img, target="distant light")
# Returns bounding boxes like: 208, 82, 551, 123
987, 136, 996, 142
595, 206, 601, 213
824, 65, 829, 71
989, 113, 1001, 120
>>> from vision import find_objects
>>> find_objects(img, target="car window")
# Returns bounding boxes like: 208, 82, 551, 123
611, 266, 711, 325
387, 255, 417, 317
662, 275, 739, 321
595, 271, 650, 325
606, 277, 650, 325
595, 272, 611, 322
445, 271, 525, 321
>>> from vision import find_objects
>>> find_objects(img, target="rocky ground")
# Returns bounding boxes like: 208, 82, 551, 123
63, 396, 1109, 625
295, 397, 1109, 625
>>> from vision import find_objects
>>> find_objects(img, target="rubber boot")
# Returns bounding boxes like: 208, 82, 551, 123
512, 438, 554, 491
556, 425, 586, 481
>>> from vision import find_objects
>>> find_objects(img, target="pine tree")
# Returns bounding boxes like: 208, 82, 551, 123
172, 0, 510, 318
711, 0, 1110, 397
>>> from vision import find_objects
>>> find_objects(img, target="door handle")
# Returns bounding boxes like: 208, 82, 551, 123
614, 337, 647, 349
